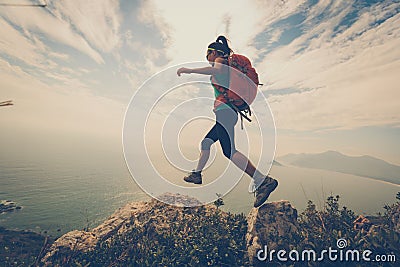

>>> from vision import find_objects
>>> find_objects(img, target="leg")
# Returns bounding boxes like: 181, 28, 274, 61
230, 151, 256, 177
215, 109, 261, 178
215, 108, 238, 159
228, 148, 267, 191
215, 109, 270, 190
215, 109, 278, 207
221, 122, 278, 207
196, 126, 219, 172
195, 149, 210, 172
183, 125, 218, 184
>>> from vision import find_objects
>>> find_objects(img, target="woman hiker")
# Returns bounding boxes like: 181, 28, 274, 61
176, 36, 278, 208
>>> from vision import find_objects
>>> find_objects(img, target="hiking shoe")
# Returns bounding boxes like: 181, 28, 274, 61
184, 170, 202, 184
253, 176, 278, 208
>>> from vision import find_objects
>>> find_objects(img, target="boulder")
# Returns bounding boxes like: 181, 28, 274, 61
0, 200, 22, 214
246, 200, 299, 266
41, 193, 216, 265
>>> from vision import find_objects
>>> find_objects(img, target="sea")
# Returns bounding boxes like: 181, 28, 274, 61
0, 149, 399, 238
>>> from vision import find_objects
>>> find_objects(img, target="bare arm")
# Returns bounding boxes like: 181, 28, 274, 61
177, 58, 227, 76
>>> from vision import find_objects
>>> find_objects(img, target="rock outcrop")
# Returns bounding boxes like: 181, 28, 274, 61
41, 200, 148, 264
41, 193, 227, 265
0, 200, 22, 214
25, 186, 400, 266
246, 201, 299, 266
41, 192, 297, 266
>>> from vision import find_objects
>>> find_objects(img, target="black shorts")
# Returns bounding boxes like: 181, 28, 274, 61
201, 108, 238, 158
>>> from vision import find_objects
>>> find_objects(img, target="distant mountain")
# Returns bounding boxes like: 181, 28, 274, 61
278, 151, 400, 185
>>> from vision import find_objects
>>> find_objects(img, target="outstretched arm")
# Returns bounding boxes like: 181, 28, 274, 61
177, 58, 227, 76
177, 66, 214, 76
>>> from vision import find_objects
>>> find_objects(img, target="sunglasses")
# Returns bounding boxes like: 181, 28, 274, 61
206, 47, 225, 58
206, 48, 214, 58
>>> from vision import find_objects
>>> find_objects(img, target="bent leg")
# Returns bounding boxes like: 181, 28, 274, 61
195, 140, 213, 172
195, 126, 218, 172
215, 108, 238, 159
214, 109, 265, 183
230, 151, 256, 177
231, 150, 269, 192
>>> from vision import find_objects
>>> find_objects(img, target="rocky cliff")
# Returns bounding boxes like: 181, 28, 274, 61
42, 195, 299, 265
246, 201, 299, 266
41, 193, 247, 265
40, 192, 400, 266
42, 193, 204, 261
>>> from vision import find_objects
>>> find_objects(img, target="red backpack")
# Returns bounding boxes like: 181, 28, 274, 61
212, 54, 260, 127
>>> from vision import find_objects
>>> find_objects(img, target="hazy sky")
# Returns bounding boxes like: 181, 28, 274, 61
1, 0, 399, 165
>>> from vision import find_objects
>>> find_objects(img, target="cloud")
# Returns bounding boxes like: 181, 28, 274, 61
256, 0, 400, 131
138, 0, 281, 63
0, 15, 105, 95
0, 18, 45, 67
137, 0, 171, 44
253, 0, 308, 35
52, 0, 122, 53
0, 2, 104, 64
0, 57, 124, 139
1, 0, 399, 152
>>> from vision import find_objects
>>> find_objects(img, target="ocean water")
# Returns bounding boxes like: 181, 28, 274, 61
0, 153, 149, 237
1, 152, 399, 237
222, 164, 400, 216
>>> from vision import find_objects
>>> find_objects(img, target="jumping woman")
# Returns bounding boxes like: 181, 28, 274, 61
177, 36, 278, 208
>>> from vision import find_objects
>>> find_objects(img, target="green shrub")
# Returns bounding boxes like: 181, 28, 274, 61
50, 207, 248, 266
44, 192, 400, 266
